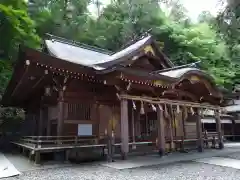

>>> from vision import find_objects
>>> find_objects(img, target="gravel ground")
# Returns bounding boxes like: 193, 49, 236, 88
4, 158, 240, 180
221, 153, 240, 160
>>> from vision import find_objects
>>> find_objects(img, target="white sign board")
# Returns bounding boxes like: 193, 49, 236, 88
78, 124, 92, 136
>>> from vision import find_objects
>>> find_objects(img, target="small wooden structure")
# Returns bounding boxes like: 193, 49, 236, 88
1, 34, 225, 163
225, 88, 240, 139
201, 109, 234, 138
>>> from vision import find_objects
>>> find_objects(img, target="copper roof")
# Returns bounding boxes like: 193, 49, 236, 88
45, 35, 153, 70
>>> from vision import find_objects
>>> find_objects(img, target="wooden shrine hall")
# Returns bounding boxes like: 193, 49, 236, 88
1, 34, 225, 162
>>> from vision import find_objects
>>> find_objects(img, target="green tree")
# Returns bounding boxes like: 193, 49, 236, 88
0, 2, 40, 61
28, 0, 91, 40
0, 0, 40, 125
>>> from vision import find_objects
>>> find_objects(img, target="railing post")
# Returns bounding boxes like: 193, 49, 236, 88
211, 136, 216, 148
204, 130, 209, 148
75, 136, 78, 145
180, 136, 185, 152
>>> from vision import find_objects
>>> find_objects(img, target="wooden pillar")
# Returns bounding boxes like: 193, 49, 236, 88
38, 108, 43, 136
38, 96, 45, 136
47, 108, 51, 136
96, 104, 100, 138
145, 113, 148, 136
215, 109, 224, 149
57, 90, 64, 136
196, 109, 203, 152
31, 113, 35, 136
182, 111, 186, 138
131, 108, 136, 149
120, 99, 129, 159
135, 108, 140, 137
157, 106, 165, 156
169, 118, 174, 150
232, 122, 235, 141
35, 152, 40, 165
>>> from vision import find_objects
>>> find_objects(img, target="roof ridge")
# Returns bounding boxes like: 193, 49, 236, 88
118, 30, 152, 51
45, 33, 113, 55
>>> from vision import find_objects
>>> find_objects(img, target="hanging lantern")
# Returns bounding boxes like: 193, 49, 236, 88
151, 104, 156, 112
140, 101, 145, 114
132, 100, 136, 110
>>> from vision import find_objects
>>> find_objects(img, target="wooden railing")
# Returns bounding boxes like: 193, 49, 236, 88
14, 132, 225, 152
19, 136, 101, 149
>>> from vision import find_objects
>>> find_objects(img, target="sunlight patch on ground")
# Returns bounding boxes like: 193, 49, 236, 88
0, 153, 20, 179
195, 157, 240, 169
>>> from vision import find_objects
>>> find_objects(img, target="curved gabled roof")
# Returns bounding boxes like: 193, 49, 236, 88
45, 35, 153, 70
147, 67, 221, 99
159, 67, 216, 85
44, 34, 174, 71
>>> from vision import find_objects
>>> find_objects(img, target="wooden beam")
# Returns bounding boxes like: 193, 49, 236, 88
11, 60, 30, 97
32, 70, 49, 90
120, 94, 222, 110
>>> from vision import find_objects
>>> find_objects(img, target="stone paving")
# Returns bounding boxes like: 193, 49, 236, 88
2, 143, 240, 180
3, 159, 240, 180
